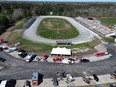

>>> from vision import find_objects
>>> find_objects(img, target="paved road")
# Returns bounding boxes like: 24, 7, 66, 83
23, 16, 95, 44
0, 44, 116, 80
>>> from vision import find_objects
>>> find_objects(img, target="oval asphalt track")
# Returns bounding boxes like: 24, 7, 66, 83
23, 16, 95, 44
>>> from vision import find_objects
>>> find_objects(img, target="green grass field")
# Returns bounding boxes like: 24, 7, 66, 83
6, 31, 100, 55
37, 18, 79, 39
13, 19, 28, 30
97, 17, 116, 26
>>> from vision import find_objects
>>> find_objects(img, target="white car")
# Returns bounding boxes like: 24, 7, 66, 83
62, 59, 70, 64
66, 74, 75, 82
25, 52, 34, 62
15, 42, 22, 46
2, 46, 16, 53
62, 58, 75, 64
0, 80, 7, 87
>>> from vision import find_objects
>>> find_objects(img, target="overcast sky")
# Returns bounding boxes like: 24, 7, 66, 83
2, 0, 116, 2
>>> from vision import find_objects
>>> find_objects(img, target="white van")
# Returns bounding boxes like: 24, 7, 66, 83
0, 80, 7, 87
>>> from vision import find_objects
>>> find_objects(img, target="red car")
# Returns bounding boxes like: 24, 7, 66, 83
95, 52, 105, 57
53, 58, 63, 62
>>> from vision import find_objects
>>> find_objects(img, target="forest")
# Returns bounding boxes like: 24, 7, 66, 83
0, 2, 116, 30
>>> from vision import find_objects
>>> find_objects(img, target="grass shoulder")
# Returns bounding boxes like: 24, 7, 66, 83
103, 37, 115, 43
97, 17, 116, 26
6, 31, 100, 55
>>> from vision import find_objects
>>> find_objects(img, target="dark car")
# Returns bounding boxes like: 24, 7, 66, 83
68, 58, 75, 61
6, 79, 16, 87
0, 57, 6, 62
93, 74, 99, 82
110, 84, 116, 87
80, 59, 90, 63
110, 35, 116, 38
52, 75, 59, 86
18, 52, 28, 58
0, 47, 3, 51
18, 49, 26, 53
82, 77, 90, 84
23, 80, 31, 87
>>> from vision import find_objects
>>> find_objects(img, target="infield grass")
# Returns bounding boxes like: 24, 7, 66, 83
37, 18, 79, 39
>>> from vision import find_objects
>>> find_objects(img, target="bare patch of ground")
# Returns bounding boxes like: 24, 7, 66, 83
43, 21, 71, 30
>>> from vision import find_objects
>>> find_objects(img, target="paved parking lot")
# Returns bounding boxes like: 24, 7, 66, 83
15, 74, 116, 87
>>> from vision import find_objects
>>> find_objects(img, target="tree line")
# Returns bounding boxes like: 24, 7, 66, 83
0, 2, 116, 31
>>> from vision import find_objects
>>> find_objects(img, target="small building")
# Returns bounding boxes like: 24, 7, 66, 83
51, 47, 71, 56
32, 72, 43, 86
32, 72, 39, 86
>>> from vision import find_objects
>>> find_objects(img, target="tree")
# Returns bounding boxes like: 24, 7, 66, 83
0, 15, 9, 26
12, 8, 24, 22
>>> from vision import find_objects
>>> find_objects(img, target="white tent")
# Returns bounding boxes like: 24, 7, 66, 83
51, 47, 71, 56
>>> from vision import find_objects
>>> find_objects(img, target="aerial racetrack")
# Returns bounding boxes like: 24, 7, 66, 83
23, 16, 95, 44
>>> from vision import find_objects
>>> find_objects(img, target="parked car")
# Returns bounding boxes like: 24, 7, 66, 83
0, 47, 3, 51
62, 59, 70, 64
110, 35, 116, 38
0, 57, 6, 62
95, 52, 105, 57
68, 58, 75, 64
18, 49, 26, 53
6, 79, 16, 87
53, 58, 63, 62
28, 54, 36, 63
18, 52, 28, 58
23, 80, 31, 87
15, 42, 23, 46
93, 74, 99, 82
80, 59, 90, 63
25, 52, 34, 62
2, 46, 16, 53
66, 74, 75, 82
109, 84, 116, 87
0, 80, 7, 87
52, 75, 59, 86
82, 76, 90, 84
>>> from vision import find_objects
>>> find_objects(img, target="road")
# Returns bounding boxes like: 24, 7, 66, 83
0, 44, 116, 80
23, 16, 95, 44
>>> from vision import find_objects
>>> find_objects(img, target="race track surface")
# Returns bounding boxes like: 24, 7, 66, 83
23, 16, 95, 44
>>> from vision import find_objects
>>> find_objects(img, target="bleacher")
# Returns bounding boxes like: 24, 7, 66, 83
56, 41, 72, 46
24, 17, 36, 29
76, 17, 113, 36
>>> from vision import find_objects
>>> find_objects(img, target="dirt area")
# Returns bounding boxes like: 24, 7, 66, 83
0, 20, 23, 40
43, 21, 71, 30
72, 49, 97, 58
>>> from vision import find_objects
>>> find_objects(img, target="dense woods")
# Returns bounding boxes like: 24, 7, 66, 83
0, 2, 116, 31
